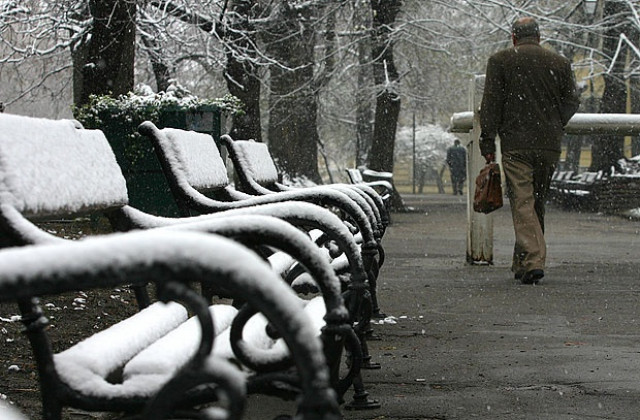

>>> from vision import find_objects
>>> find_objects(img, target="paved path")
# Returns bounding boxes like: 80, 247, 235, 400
345, 194, 640, 420
248, 194, 640, 419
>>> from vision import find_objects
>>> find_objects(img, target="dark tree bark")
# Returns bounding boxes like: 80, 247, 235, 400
590, 1, 628, 173
77, 0, 136, 106
369, 0, 404, 210
368, 0, 402, 174
264, 2, 322, 183
71, 36, 90, 106
355, 1, 374, 167
223, 0, 262, 141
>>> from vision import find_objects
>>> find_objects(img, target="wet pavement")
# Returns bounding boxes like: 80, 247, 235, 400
248, 193, 640, 419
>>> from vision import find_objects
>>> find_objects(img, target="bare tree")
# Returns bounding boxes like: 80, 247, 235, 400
6, 0, 640, 186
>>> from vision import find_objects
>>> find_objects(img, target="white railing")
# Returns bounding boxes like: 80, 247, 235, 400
451, 111, 640, 136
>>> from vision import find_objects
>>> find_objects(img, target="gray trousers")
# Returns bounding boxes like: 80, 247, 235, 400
502, 150, 559, 274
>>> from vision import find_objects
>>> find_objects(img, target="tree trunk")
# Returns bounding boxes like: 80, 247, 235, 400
264, 2, 321, 183
369, 0, 404, 210
355, 0, 374, 167
147, 0, 262, 140
78, 0, 136, 106
368, 0, 401, 173
590, 0, 627, 173
269, 65, 321, 183
223, 0, 262, 141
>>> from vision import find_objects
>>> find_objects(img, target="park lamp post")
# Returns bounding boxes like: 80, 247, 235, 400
584, 0, 598, 16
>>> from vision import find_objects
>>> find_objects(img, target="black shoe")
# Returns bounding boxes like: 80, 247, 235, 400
514, 270, 525, 280
521, 269, 544, 285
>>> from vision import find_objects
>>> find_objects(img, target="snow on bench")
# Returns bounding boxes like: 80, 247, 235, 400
0, 112, 368, 411
138, 121, 385, 368
0, 115, 127, 219
219, 134, 387, 320
137, 121, 380, 255
219, 134, 389, 235
0, 229, 340, 419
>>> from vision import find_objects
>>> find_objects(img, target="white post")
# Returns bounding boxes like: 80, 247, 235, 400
465, 75, 494, 264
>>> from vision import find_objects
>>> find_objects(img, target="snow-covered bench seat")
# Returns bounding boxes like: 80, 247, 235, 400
0, 112, 375, 409
0, 230, 340, 420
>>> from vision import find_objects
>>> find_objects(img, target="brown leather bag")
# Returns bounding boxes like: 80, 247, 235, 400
473, 162, 503, 214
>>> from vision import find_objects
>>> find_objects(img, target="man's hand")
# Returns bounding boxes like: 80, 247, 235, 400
484, 153, 495, 164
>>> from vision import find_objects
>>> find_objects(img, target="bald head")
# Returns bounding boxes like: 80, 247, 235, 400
511, 17, 540, 44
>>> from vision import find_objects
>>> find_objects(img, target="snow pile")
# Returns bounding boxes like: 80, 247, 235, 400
54, 302, 188, 398
85, 81, 242, 115
0, 400, 26, 420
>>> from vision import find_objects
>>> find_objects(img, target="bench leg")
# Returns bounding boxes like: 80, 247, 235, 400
18, 298, 64, 420
343, 284, 380, 371
367, 264, 386, 319
361, 244, 386, 319
336, 320, 380, 411
343, 373, 381, 410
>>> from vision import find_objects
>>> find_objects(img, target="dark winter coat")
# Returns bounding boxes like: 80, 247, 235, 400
479, 39, 580, 156
446, 145, 466, 175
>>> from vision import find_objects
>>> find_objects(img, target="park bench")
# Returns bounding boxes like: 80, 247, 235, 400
137, 121, 382, 404
550, 170, 596, 209
136, 122, 381, 269
136, 123, 384, 320
0, 229, 339, 419
345, 167, 394, 213
218, 134, 388, 255
217, 134, 388, 316
0, 112, 377, 412
550, 169, 640, 212
218, 135, 390, 235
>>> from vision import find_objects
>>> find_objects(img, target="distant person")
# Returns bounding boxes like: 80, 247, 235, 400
446, 139, 466, 195
479, 17, 580, 284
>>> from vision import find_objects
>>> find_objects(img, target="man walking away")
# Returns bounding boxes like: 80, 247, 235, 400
479, 17, 580, 285
446, 139, 467, 195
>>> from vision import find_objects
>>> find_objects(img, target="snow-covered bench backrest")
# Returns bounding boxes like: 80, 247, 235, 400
0, 113, 129, 219
155, 127, 229, 192
346, 168, 364, 184
231, 140, 279, 185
